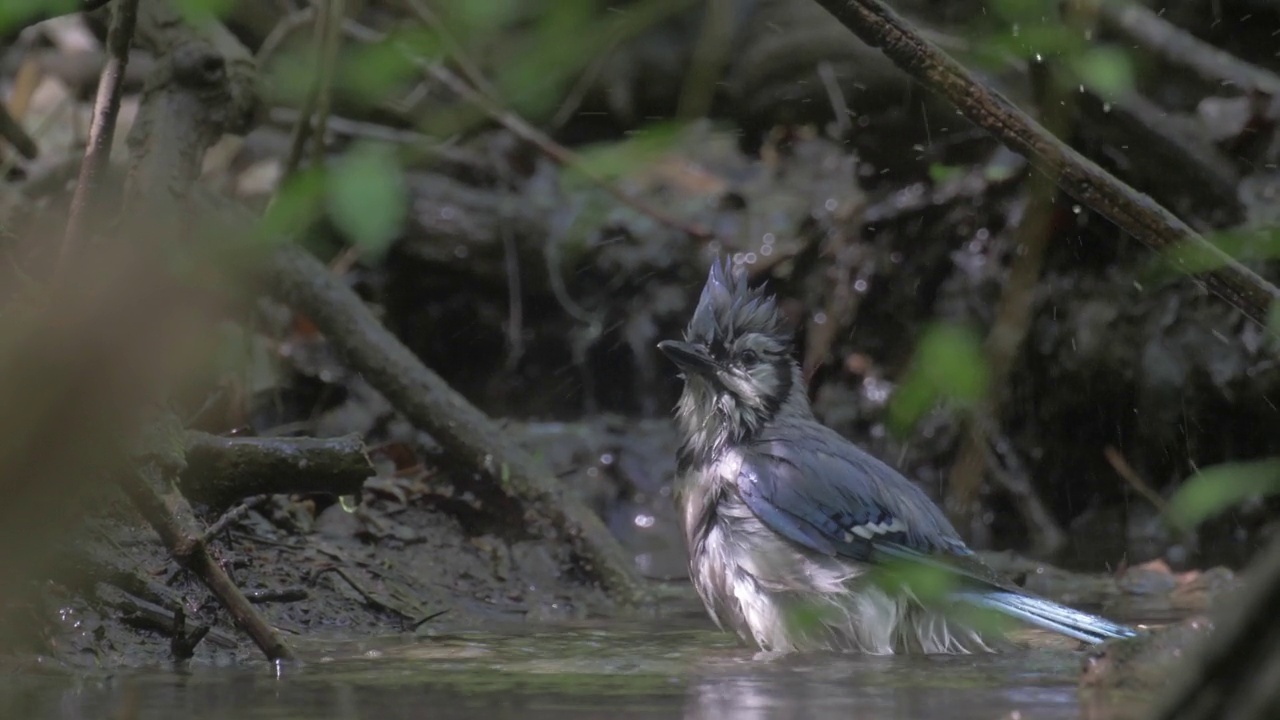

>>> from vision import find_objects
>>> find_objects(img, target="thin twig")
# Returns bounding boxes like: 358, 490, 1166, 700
428, 64, 713, 240
255, 7, 316, 65
200, 495, 269, 544
810, 0, 1280, 326
401, 0, 499, 99
61, 0, 140, 273
282, 4, 330, 177
945, 40, 1074, 549
309, 0, 344, 168
978, 416, 1068, 557
338, 19, 711, 240
1102, 445, 1168, 512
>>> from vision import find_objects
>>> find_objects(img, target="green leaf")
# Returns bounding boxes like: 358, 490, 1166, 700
928, 164, 964, 185
1141, 228, 1280, 287
450, 0, 521, 36
988, 0, 1056, 23
257, 168, 326, 243
567, 121, 686, 186
1165, 458, 1280, 530
1072, 46, 1134, 100
979, 22, 1086, 62
889, 324, 988, 434
0, 0, 75, 33
326, 142, 408, 258
171, 0, 235, 24
337, 29, 441, 108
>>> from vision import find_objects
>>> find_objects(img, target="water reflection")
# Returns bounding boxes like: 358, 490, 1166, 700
0, 620, 1130, 720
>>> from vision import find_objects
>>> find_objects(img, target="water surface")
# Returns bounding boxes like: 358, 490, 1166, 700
0, 618, 1145, 720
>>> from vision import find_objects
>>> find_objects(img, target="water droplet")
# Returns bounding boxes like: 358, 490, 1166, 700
762, 232, 775, 244
634, 513, 655, 528
853, 279, 868, 293
1102, 102, 1112, 113
889, 251, 903, 263
760, 244, 773, 256
599, 453, 614, 465
813, 312, 827, 325
824, 198, 838, 212
454, 245, 469, 259
745, 252, 757, 263
1072, 205, 1082, 214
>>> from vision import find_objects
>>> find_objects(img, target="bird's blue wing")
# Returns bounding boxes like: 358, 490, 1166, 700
737, 426, 1011, 590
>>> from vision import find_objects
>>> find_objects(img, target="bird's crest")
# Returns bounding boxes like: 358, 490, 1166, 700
686, 258, 786, 348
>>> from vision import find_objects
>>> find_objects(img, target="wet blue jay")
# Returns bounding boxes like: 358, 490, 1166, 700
658, 259, 1136, 654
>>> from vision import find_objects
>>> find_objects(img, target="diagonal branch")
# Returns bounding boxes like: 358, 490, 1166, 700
61, 0, 141, 273
810, 0, 1280, 326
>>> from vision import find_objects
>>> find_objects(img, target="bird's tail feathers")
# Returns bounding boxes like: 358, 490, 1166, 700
952, 590, 1136, 645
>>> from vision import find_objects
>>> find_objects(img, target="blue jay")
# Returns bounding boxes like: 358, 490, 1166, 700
658, 259, 1136, 654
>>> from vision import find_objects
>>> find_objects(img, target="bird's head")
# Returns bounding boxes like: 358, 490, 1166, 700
659, 259, 807, 450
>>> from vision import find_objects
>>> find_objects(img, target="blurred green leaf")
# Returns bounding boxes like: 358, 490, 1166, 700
988, 0, 1055, 23
495, 0, 596, 117
171, 0, 234, 24
1071, 46, 1134, 99
263, 45, 320, 108
889, 324, 988, 433
1142, 228, 1280, 287
257, 168, 326, 243
871, 560, 957, 602
978, 22, 1086, 64
337, 30, 439, 107
449, 0, 522, 38
326, 142, 408, 258
0, 0, 75, 33
567, 121, 685, 186
928, 164, 964, 185
1165, 458, 1280, 529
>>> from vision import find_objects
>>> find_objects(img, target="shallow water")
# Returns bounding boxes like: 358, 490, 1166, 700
0, 617, 1146, 720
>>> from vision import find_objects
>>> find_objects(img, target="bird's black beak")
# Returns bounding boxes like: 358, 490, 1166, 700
658, 340, 718, 378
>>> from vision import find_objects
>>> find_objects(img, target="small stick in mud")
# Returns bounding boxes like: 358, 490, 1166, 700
120, 459, 297, 662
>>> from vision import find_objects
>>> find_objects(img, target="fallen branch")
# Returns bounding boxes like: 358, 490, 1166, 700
811, 0, 1280, 325
180, 432, 373, 511
119, 419, 295, 661
95, 582, 239, 650
105, 9, 293, 661
264, 245, 649, 605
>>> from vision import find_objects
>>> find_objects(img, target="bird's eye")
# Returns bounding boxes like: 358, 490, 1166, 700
739, 349, 759, 366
